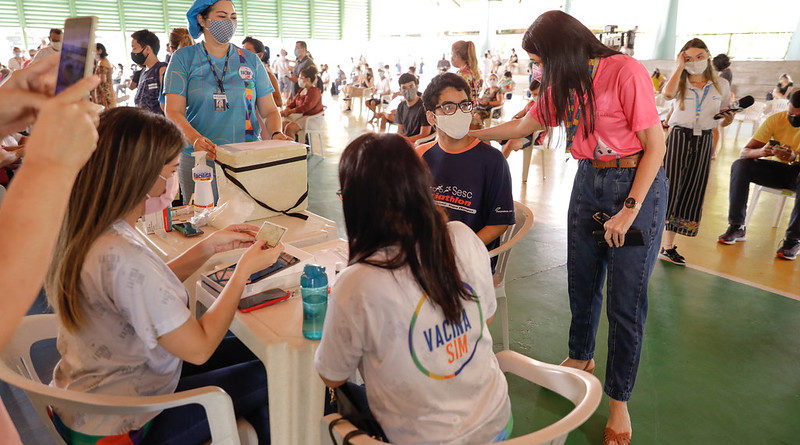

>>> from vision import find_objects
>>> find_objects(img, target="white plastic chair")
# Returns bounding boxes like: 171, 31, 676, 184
732, 101, 767, 143
768, 98, 790, 114
320, 350, 602, 445
503, 130, 552, 183
744, 184, 797, 227
298, 111, 326, 158
0, 314, 256, 445
375, 93, 393, 115
413, 133, 436, 147
489, 202, 534, 350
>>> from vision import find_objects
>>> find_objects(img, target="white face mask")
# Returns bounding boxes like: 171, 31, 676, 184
436, 110, 472, 140
298, 78, 306, 88
684, 59, 708, 76
51, 41, 62, 51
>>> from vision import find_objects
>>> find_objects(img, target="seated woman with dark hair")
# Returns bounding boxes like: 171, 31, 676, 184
281, 64, 324, 141
315, 132, 512, 444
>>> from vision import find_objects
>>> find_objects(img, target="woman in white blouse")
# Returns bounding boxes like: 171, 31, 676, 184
660, 38, 734, 265
46, 107, 282, 444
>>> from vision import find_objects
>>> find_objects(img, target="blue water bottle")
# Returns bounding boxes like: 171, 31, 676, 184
301, 264, 328, 340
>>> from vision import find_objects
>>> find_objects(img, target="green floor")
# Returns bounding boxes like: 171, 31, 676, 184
305, 155, 800, 444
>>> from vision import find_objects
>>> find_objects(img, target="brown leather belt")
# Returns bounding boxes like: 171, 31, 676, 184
591, 153, 642, 169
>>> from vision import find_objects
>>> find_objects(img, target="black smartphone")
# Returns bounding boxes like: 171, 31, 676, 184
172, 222, 204, 237
769, 139, 781, 147
592, 212, 645, 247
238, 288, 291, 312
55, 16, 98, 94
593, 229, 645, 247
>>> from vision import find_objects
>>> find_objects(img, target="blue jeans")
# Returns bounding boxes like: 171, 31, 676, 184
728, 158, 800, 240
143, 336, 269, 444
178, 151, 219, 205
567, 160, 668, 401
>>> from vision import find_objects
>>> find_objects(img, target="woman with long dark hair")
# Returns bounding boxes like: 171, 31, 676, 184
471, 11, 667, 445
314, 133, 512, 444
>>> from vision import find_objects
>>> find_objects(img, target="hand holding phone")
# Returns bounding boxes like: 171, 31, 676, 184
55, 16, 98, 94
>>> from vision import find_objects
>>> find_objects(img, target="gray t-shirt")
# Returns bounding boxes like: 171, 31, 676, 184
51, 220, 191, 435
292, 55, 314, 95
396, 98, 428, 137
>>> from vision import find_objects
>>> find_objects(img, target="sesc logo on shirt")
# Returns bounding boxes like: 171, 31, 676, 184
407, 283, 485, 380
238, 66, 253, 80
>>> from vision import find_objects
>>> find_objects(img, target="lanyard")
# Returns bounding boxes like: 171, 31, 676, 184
203, 46, 231, 93
235, 46, 257, 142
692, 83, 711, 120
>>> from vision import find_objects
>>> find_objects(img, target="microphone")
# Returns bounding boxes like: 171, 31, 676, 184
714, 95, 754, 119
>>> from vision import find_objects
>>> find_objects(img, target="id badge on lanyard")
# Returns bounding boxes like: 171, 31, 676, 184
213, 91, 228, 111
692, 84, 711, 136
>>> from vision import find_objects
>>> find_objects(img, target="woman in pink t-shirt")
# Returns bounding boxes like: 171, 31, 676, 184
471, 11, 667, 445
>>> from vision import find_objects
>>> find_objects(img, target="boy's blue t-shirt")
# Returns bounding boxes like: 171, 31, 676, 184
163, 43, 274, 155
418, 139, 516, 252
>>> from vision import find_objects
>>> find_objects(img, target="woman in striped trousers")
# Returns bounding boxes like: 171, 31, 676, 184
660, 38, 735, 265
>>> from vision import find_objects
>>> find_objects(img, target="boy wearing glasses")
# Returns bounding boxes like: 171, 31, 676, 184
416, 73, 515, 252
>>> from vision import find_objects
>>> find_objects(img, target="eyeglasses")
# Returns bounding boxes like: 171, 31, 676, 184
435, 100, 473, 115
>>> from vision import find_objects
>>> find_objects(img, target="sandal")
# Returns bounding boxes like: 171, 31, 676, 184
559, 358, 595, 375
603, 427, 631, 445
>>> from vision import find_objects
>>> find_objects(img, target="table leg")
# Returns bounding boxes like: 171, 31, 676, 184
264, 342, 325, 445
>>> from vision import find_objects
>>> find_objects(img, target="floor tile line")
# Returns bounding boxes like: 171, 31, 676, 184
684, 262, 800, 302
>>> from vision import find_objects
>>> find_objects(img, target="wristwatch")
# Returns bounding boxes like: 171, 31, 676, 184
624, 197, 641, 210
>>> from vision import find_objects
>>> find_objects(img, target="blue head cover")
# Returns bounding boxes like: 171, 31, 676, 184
187, 0, 221, 39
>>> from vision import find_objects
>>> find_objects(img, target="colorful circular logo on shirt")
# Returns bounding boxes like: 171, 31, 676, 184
239, 66, 253, 80
407, 283, 485, 380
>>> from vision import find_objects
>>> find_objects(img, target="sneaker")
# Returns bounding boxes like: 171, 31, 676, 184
777, 238, 800, 260
718, 225, 746, 245
659, 246, 686, 265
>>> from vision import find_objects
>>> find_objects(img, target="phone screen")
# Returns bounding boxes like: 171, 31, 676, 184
173, 222, 203, 237
55, 17, 97, 94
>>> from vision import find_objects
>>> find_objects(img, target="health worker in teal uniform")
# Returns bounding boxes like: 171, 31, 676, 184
164, 0, 291, 204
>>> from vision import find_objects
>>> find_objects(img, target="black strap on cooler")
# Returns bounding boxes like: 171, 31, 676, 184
215, 156, 309, 220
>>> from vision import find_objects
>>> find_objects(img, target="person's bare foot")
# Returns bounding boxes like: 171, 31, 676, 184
604, 398, 632, 445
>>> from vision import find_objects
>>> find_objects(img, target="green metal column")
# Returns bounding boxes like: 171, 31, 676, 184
562, 0, 572, 15
241, 0, 249, 36
14, 0, 27, 49
277, 0, 283, 38
786, 17, 800, 60
653, 0, 679, 59
338, 0, 343, 40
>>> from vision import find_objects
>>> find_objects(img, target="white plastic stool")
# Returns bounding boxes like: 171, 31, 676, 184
745, 184, 797, 227
299, 112, 326, 158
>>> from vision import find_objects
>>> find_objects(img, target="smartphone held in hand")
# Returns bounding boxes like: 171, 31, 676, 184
55, 16, 98, 94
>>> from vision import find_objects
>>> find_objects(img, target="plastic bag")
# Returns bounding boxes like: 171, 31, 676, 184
208, 163, 255, 229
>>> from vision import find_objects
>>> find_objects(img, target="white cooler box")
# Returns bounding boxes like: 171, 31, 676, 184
214, 140, 308, 222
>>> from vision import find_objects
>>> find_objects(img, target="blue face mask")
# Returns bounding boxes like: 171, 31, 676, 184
207, 19, 236, 44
